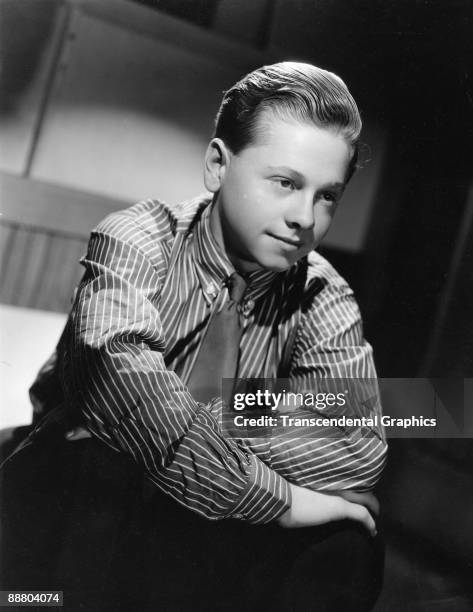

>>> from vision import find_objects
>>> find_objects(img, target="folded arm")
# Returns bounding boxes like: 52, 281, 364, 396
272, 265, 388, 491
61, 219, 290, 524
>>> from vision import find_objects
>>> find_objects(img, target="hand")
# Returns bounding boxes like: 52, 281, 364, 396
65, 426, 92, 441
276, 484, 377, 536
334, 490, 380, 517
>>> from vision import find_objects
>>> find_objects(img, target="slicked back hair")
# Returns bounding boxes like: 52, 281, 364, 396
214, 62, 362, 181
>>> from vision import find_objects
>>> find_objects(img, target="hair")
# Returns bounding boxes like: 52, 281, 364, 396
214, 61, 362, 181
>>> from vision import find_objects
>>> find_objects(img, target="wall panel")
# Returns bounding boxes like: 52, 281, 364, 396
29, 5, 259, 204
0, 221, 86, 313
0, 0, 67, 175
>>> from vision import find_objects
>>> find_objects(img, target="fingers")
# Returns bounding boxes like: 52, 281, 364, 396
65, 427, 92, 441
338, 491, 380, 517
342, 500, 377, 537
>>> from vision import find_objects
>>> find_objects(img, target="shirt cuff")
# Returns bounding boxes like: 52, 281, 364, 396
228, 455, 291, 524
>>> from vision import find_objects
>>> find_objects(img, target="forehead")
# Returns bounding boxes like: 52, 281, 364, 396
245, 109, 352, 182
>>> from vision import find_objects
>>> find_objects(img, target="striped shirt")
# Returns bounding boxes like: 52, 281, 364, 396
34, 194, 387, 524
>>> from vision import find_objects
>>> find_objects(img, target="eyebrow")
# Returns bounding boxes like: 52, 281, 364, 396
323, 182, 345, 192
266, 166, 304, 181
265, 166, 345, 190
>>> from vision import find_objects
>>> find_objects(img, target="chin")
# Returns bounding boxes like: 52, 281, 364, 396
237, 249, 298, 273
257, 254, 296, 272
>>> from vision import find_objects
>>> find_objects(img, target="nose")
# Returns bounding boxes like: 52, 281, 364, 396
285, 194, 315, 231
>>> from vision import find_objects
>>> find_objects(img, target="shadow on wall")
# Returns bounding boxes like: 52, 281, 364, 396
0, 0, 60, 113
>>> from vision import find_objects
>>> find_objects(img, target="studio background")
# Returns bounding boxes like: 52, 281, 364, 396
1, 1, 472, 610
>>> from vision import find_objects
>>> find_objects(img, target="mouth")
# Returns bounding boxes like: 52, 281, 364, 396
268, 233, 305, 248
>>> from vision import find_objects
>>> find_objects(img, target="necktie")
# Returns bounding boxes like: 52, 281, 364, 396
186, 273, 247, 405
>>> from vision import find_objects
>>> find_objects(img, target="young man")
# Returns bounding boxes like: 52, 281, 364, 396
2, 62, 387, 610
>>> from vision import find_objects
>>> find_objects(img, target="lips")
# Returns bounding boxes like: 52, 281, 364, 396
268, 233, 304, 247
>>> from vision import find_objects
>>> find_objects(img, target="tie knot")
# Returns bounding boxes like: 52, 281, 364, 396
228, 273, 247, 303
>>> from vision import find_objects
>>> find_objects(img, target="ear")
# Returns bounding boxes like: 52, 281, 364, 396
204, 138, 231, 193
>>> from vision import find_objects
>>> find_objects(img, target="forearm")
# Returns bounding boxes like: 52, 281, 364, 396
269, 269, 388, 491
65, 298, 290, 523
269, 432, 387, 491
267, 377, 387, 490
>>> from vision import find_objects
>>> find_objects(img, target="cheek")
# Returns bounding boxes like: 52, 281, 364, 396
231, 196, 267, 229
313, 207, 335, 240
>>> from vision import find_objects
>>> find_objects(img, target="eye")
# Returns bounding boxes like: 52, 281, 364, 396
319, 191, 337, 204
273, 177, 296, 191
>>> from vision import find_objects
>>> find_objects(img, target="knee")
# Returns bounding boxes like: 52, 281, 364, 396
282, 521, 385, 611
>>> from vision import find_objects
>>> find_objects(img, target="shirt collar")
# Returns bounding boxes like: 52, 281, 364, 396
190, 194, 293, 303
193, 197, 235, 297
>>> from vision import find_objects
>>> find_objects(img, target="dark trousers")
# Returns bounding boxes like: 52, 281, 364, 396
0, 429, 384, 611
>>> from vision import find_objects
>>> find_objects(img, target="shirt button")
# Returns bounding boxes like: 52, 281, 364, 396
205, 282, 217, 298
241, 299, 255, 317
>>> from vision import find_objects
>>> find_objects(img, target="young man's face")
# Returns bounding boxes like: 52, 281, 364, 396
207, 110, 352, 273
